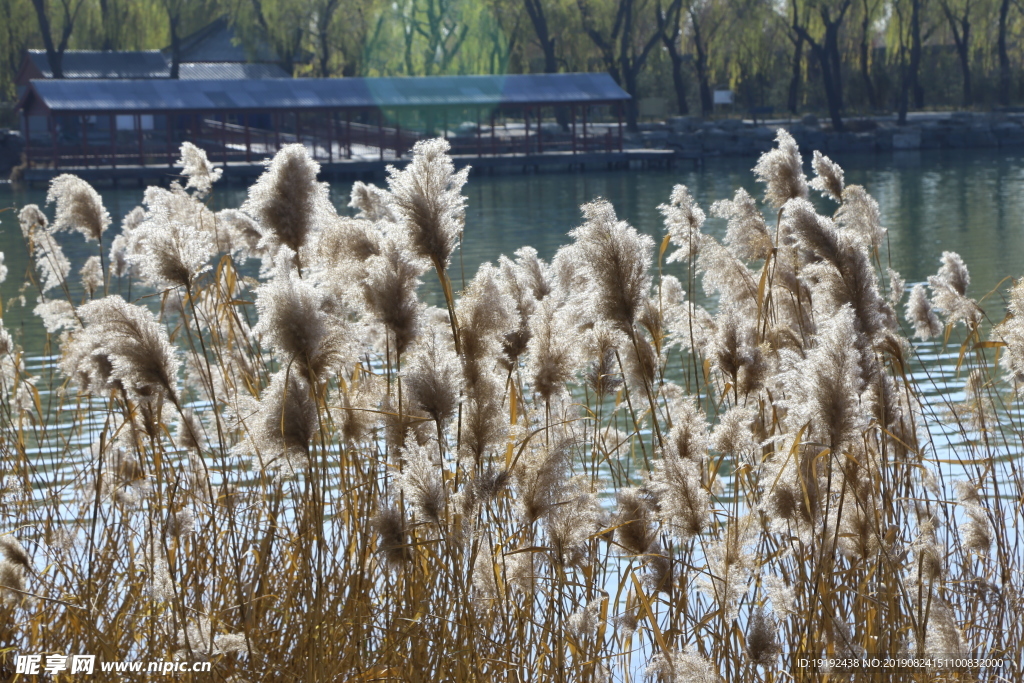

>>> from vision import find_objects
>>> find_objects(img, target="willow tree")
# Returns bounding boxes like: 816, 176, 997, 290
577, 0, 665, 128
792, 0, 852, 131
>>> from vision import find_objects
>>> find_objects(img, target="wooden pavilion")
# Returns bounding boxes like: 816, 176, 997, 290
17, 73, 630, 172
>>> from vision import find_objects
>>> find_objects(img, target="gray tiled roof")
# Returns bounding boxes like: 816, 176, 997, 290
27, 50, 170, 79
28, 73, 630, 113
178, 62, 289, 79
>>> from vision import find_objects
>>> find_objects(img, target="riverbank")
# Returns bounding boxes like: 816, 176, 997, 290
635, 111, 1024, 159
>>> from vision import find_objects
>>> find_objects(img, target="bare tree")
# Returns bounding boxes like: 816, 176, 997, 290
29, 0, 86, 78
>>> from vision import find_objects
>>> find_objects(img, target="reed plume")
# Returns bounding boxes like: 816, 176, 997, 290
46, 174, 110, 242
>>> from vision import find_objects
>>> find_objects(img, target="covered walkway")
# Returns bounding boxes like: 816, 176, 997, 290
17, 73, 630, 171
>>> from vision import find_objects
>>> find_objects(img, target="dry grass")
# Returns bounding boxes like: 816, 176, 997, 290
0, 137, 1020, 682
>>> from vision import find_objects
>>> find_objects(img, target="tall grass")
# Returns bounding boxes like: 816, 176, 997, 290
0, 135, 1020, 681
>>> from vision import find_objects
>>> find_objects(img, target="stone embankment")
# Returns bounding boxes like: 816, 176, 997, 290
630, 112, 1024, 159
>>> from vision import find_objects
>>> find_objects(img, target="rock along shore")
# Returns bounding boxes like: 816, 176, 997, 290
630, 111, 1024, 159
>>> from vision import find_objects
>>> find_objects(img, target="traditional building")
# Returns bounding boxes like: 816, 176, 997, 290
16, 73, 629, 174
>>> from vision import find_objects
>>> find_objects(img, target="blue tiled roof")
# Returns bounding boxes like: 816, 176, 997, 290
27, 50, 170, 79
27, 73, 630, 113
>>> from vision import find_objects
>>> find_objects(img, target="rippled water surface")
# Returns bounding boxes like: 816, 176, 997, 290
1, 147, 1022, 479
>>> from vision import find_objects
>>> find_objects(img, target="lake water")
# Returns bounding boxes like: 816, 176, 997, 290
1, 147, 1022, 475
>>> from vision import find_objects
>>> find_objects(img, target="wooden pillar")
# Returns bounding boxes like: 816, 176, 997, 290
378, 110, 384, 161
295, 111, 302, 146
220, 112, 228, 167
571, 104, 577, 155
50, 115, 58, 169
110, 114, 117, 169
395, 110, 402, 158
166, 112, 174, 167
536, 106, 543, 154
476, 108, 481, 158
81, 115, 89, 168
327, 111, 334, 163
523, 107, 529, 155
582, 106, 588, 153
490, 109, 496, 155
274, 111, 281, 153
244, 114, 252, 163
617, 102, 623, 152
136, 114, 144, 166
345, 111, 352, 159
23, 112, 31, 167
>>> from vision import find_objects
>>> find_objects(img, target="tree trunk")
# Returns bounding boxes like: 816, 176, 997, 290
859, 5, 878, 110
692, 13, 713, 117
788, 33, 803, 114
998, 0, 1011, 106
944, 9, 971, 107
30, 0, 63, 78
169, 18, 181, 79
667, 46, 690, 115
909, 0, 924, 109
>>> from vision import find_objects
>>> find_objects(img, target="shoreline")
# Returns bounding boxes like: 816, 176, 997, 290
636, 111, 1024, 159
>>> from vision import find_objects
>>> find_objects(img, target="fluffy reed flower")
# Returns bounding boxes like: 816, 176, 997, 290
927, 251, 979, 326
109, 206, 145, 277
360, 236, 426, 356
335, 370, 384, 444
0, 536, 30, 572
514, 436, 572, 522
72, 295, 180, 403
498, 246, 551, 366
997, 278, 1024, 390
753, 129, 808, 209
567, 596, 606, 642
711, 405, 757, 457
18, 203, 48, 237
614, 488, 659, 555
645, 648, 722, 683
785, 198, 894, 339
242, 370, 317, 473
711, 188, 772, 261
386, 138, 469, 268
215, 208, 264, 262
836, 184, 885, 251
649, 448, 709, 541
0, 252, 6, 285
782, 305, 864, 453
242, 144, 332, 258
175, 409, 205, 452
397, 439, 447, 524
459, 376, 507, 464
176, 142, 223, 196
905, 284, 943, 340
131, 186, 214, 289
80, 255, 103, 297
571, 200, 654, 329
349, 180, 397, 223
375, 506, 411, 567
660, 184, 706, 264
456, 263, 517, 393
175, 617, 246, 660
35, 299, 78, 334
584, 322, 625, 397
403, 321, 463, 426
166, 508, 196, 537
525, 297, 581, 402
252, 265, 349, 381
546, 487, 599, 567
46, 174, 110, 242
20, 205, 70, 294
664, 397, 711, 463
809, 150, 845, 202
746, 607, 781, 667
956, 481, 992, 555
